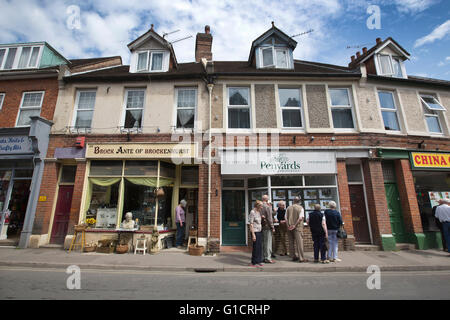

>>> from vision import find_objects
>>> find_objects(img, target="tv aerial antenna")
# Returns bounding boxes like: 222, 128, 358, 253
346, 43, 371, 49
163, 29, 180, 38
162, 29, 193, 44
170, 35, 193, 44
291, 29, 314, 38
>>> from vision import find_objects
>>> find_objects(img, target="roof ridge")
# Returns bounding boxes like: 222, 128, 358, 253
294, 60, 355, 73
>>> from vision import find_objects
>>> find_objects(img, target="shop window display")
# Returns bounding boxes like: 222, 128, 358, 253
87, 182, 120, 229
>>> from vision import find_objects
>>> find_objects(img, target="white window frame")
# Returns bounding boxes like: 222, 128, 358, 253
259, 46, 291, 69
71, 89, 97, 130
0, 93, 4, 110
0, 46, 42, 70
278, 87, 304, 130
376, 54, 405, 78
328, 87, 356, 131
227, 86, 252, 130
420, 94, 445, 135
377, 90, 401, 132
136, 51, 149, 72
134, 50, 167, 72
121, 88, 145, 131
173, 87, 198, 132
15, 91, 44, 127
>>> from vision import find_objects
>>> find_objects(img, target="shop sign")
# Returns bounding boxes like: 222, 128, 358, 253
221, 150, 336, 175
0, 136, 33, 154
410, 152, 450, 170
86, 143, 195, 159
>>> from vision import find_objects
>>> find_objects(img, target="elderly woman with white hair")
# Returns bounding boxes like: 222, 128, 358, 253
175, 199, 188, 248
324, 201, 343, 262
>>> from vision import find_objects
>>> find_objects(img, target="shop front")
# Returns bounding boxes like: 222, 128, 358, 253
75, 142, 198, 249
0, 117, 52, 247
410, 151, 450, 249
220, 150, 339, 247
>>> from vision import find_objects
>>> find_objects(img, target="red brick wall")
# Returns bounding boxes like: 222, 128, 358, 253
337, 160, 354, 235
0, 77, 58, 127
197, 162, 221, 239
395, 159, 423, 234
362, 159, 392, 245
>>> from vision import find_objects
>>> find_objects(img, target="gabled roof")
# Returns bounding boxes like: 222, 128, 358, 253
348, 37, 410, 69
127, 25, 178, 67
248, 23, 298, 64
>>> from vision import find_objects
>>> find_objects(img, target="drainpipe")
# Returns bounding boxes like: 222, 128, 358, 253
207, 82, 214, 243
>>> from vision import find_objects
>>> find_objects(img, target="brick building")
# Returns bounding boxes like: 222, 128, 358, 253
27, 24, 450, 253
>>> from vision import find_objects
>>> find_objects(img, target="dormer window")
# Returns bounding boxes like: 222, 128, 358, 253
0, 45, 42, 70
134, 50, 167, 72
377, 54, 404, 78
259, 46, 291, 69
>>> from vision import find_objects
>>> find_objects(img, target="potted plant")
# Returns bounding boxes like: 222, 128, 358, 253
86, 218, 96, 228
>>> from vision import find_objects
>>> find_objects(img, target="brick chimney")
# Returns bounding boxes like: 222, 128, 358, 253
351, 55, 355, 62
362, 47, 367, 54
195, 25, 213, 62
356, 51, 361, 58
376, 37, 382, 45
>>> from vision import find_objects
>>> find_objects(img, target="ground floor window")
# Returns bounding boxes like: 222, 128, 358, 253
413, 171, 450, 232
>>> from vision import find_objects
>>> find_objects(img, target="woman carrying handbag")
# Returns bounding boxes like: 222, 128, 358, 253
324, 201, 343, 262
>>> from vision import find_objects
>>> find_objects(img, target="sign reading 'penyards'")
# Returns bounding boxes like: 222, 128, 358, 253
86, 143, 196, 159
221, 150, 336, 175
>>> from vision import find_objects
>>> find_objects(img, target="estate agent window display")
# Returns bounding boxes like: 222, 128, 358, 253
84, 160, 176, 231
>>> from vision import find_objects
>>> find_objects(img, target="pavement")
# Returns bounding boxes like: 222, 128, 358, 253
0, 246, 449, 273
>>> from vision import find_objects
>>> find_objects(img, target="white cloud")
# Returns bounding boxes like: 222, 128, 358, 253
414, 19, 450, 48
394, 0, 439, 14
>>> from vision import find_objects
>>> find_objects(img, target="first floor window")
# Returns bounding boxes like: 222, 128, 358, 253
378, 91, 400, 131
420, 95, 445, 134
228, 87, 251, 129
329, 88, 354, 129
279, 88, 303, 128
0, 93, 4, 110
176, 88, 196, 129
16, 92, 44, 126
123, 89, 144, 129
74, 90, 96, 128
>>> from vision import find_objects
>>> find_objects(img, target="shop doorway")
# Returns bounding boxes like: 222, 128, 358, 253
50, 185, 74, 244
222, 190, 246, 245
384, 183, 407, 243
349, 185, 371, 243
6, 180, 31, 245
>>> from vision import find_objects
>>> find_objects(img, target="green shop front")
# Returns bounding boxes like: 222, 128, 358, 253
74, 142, 198, 250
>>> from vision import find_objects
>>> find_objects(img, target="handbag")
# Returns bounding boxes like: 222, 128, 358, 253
337, 226, 347, 239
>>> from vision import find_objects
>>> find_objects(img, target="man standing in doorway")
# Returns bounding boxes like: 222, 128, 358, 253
261, 195, 276, 264
286, 197, 307, 262
435, 198, 450, 255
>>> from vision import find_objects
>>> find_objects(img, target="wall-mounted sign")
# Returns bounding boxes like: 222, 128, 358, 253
221, 150, 336, 175
429, 191, 450, 208
410, 152, 450, 170
0, 136, 33, 155
38, 196, 47, 202
86, 143, 196, 159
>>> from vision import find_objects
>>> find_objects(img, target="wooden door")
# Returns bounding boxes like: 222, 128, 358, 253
222, 190, 246, 245
50, 185, 74, 244
384, 183, 406, 243
349, 185, 371, 243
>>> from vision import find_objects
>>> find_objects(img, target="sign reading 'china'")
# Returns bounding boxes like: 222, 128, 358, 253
86, 143, 195, 159
410, 152, 450, 170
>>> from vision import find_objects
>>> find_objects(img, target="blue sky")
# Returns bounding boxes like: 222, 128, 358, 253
0, 0, 449, 80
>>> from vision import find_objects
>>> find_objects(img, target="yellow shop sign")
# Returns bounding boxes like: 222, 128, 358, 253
86, 143, 196, 159
410, 152, 450, 170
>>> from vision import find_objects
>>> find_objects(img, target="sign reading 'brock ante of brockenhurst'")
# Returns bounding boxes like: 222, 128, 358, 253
221, 151, 336, 175
86, 143, 195, 159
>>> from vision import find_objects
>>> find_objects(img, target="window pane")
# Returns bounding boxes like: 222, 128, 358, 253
330, 89, 350, 106
379, 55, 392, 74
61, 166, 77, 183
0, 94, 4, 108
248, 177, 268, 188
29, 47, 40, 67
78, 91, 96, 109
228, 108, 250, 128
160, 161, 175, 178
393, 58, 403, 77
279, 88, 301, 107
124, 109, 142, 128
14, 169, 33, 178
262, 47, 273, 66
378, 92, 395, 109
181, 166, 198, 185
304, 175, 335, 186
137, 52, 147, 70
382, 111, 400, 131
18, 47, 31, 68
17, 109, 40, 126
276, 50, 287, 68
126, 90, 144, 109
282, 109, 302, 127
0, 49, 5, 67
229, 88, 249, 105
177, 109, 195, 128
125, 160, 157, 176
426, 116, 442, 133
75, 110, 93, 128
177, 89, 196, 108
346, 164, 362, 182
22, 92, 43, 107
271, 176, 303, 186
90, 161, 122, 176
223, 179, 244, 188
332, 108, 354, 128
422, 97, 445, 111
4, 48, 17, 69
151, 53, 163, 70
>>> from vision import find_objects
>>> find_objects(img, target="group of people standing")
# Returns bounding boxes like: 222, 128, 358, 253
248, 195, 344, 267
